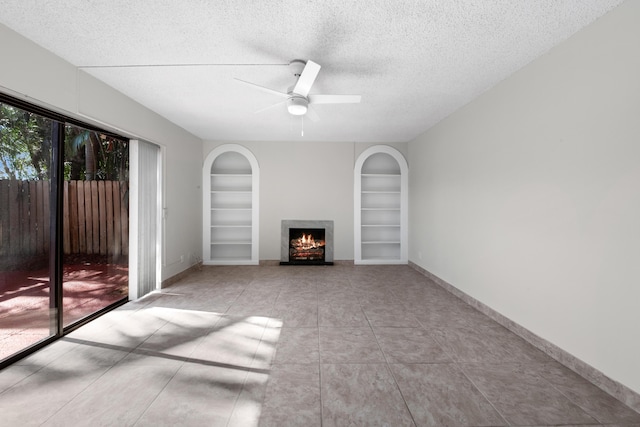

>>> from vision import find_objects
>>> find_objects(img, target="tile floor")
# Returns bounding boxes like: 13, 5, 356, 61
1, 265, 639, 426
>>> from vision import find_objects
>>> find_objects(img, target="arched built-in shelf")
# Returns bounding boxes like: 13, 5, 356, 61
203, 144, 259, 265
354, 145, 408, 264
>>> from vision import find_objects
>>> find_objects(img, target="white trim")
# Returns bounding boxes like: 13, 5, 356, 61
354, 145, 408, 265
129, 140, 139, 300
202, 144, 260, 265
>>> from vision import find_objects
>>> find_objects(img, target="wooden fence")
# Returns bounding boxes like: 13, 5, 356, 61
0, 180, 128, 258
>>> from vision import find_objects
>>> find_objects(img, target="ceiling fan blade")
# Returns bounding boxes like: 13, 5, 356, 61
255, 99, 287, 114
293, 60, 321, 97
308, 94, 361, 104
306, 107, 320, 122
234, 78, 289, 98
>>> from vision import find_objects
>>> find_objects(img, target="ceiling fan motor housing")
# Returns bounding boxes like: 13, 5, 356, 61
289, 59, 306, 77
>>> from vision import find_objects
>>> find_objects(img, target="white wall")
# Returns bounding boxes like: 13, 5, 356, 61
408, 0, 640, 395
203, 140, 407, 260
0, 24, 203, 281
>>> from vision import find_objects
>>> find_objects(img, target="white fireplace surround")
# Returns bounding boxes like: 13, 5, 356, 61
281, 220, 334, 263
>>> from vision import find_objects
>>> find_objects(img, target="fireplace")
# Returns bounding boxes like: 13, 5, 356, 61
281, 220, 333, 265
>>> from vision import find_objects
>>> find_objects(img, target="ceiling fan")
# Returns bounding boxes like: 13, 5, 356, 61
234, 59, 361, 121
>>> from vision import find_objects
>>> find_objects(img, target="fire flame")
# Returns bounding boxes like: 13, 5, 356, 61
291, 233, 324, 250
299, 233, 316, 249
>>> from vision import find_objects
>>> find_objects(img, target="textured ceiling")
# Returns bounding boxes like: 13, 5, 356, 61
0, 1, 624, 142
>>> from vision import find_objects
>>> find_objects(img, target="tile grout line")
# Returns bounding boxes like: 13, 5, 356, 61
226, 280, 283, 427
452, 359, 512, 426
534, 369, 607, 425
37, 356, 122, 425
483, 327, 604, 424
313, 279, 324, 427
38, 309, 171, 426
130, 363, 183, 426
108, 309, 183, 426
351, 275, 420, 427
417, 310, 512, 426
314, 278, 325, 427
370, 325, 420, 427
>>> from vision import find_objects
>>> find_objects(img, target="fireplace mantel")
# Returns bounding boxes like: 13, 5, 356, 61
281, 220, 334, 265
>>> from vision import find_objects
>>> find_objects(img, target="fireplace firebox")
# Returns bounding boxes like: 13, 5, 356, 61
289, 228, 325, 263
280, 220, 334, 265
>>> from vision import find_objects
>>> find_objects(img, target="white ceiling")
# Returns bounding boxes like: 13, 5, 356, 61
0, 1, 624, 142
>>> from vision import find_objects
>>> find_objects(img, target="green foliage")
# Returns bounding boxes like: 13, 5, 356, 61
1, 102, 128, 181
64, 126, 129, 181
0, 103, 52, 180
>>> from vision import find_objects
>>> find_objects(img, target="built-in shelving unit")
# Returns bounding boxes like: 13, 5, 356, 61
203, 144, 259, 265
354, 146, 408, 264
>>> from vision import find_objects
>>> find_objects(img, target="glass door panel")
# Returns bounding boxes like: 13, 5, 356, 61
0, 102, 56, 361
62, 125, 128, 326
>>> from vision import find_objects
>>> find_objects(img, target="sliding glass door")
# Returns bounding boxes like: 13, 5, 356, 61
0, 97, 129, 365
0, 102, 55, 360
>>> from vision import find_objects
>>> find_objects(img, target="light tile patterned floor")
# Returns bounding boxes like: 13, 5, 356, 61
1, 265, 639, 426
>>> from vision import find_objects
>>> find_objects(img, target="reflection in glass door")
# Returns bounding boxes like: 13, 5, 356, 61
0, 102, 56, 360
62, 125, 129, 326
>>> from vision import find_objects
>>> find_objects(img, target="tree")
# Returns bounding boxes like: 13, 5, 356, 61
0, 103, 52, 180
65, 127, 128, 181
65, 127, 98, 180
1, 102, 128, 182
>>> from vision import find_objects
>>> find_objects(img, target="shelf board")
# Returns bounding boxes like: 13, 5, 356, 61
361, 190, 400, 194
361, 207, 401, 211
211, 190, 252, 193
362, 241, 401, 245
210, 173, 251, 177
211, 241, 252, 245
361, 255, 401, 260
361, 173, 401, 177
356, 258, 404, 265
204, 259, 257, 266
362, 224, 400, 227
211, 225, 252, 228
211, 207, 252, 211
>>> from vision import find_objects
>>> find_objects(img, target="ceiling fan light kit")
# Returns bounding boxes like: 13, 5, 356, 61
235, 59, 361, 123
287, 96, 308, 115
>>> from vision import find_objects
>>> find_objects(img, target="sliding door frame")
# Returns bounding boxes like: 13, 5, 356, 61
0, 93, 130, 368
